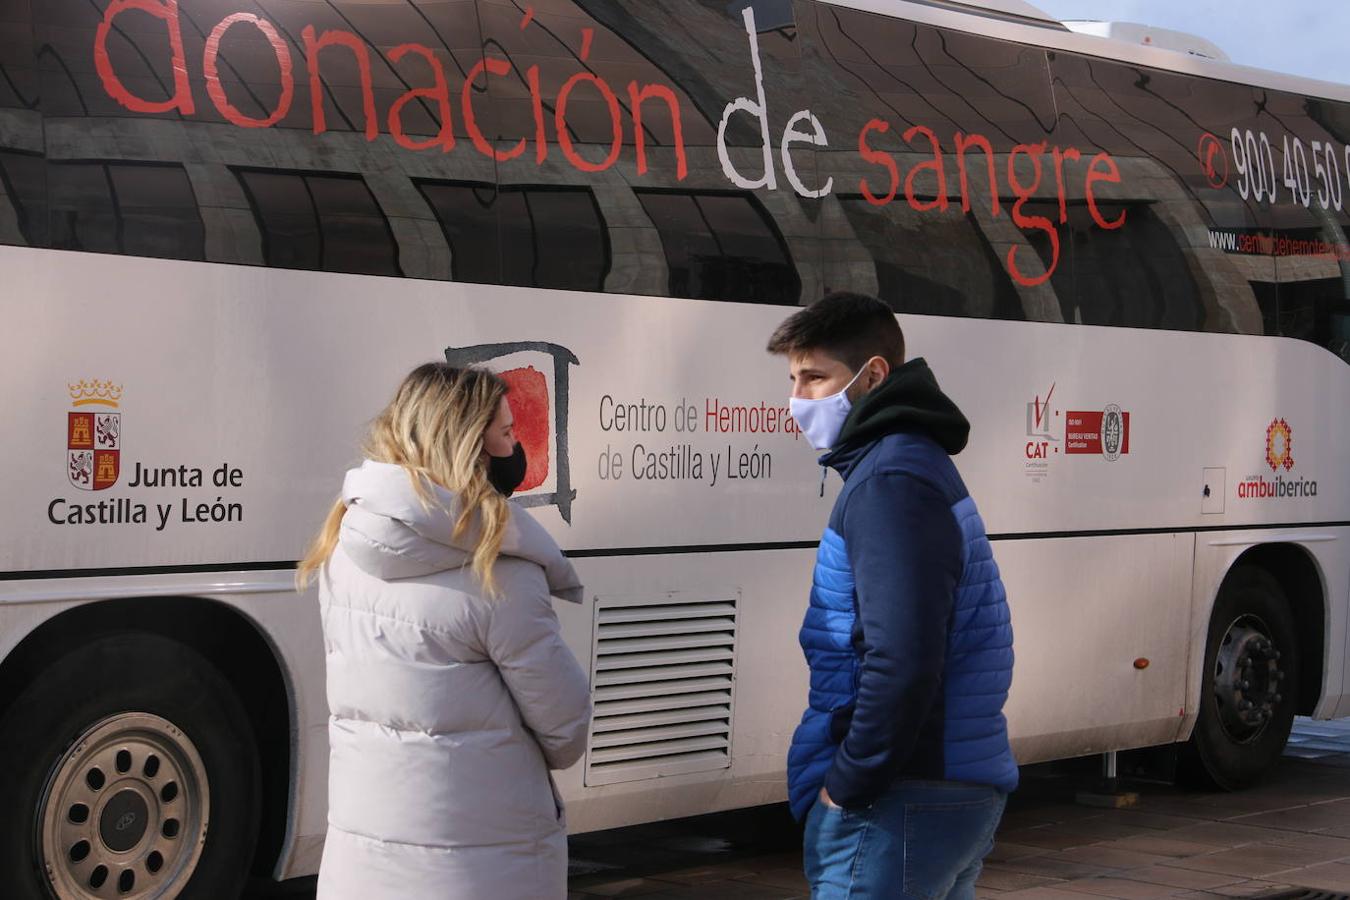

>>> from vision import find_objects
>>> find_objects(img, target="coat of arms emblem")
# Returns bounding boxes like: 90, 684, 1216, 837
68, 379, 122, 491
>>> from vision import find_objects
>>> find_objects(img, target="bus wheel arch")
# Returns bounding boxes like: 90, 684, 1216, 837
0, 595, 293, 890
1230, 543, 1326, 717
1181, 543, 1325, 789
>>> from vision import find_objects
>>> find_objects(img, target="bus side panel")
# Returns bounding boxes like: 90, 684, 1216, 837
996, 534, 1194, 764
558, 550, 813, 833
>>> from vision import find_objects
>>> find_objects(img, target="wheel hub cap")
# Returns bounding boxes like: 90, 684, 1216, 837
1214, 615, 1286, 742
38, 712, 209, 899
98, 789, 150, 853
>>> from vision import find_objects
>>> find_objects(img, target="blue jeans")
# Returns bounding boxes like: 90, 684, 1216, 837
802, 780, 1007, 899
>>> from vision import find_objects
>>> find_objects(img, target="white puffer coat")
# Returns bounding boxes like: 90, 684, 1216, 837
316, 461, 592, 900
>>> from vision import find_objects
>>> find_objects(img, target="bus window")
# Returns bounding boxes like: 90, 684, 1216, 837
635, 189, 800, 304
1047, 51, 1271, 337
0, 2, 34, 108
0, 0, 39, 249
1249, 280, 1280, 336
49, 161, 203, 261
417, 181, 610, 292
800, 3, 1059, 311
837, 196, 1025, 321
477, 0, 802, 303
0, 151, 46, 247
235, 169, 400, 276
498, 188, 609, 292
1058, 202, 1204, 331
416, 181, 499, 285
1273, 274, 1350, 364
293, 0, 462, 141
1260, 91, 1350, 364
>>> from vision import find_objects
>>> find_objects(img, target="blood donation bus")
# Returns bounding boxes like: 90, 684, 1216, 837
2, 0, 1349, 895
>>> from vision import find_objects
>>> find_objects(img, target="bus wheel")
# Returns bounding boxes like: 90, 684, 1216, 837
0, 633, 260, 900
1181, 567, 1299, 790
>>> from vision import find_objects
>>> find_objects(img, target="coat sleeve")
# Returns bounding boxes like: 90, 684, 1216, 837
823, 471, 962, 809
486, 580, 593, 770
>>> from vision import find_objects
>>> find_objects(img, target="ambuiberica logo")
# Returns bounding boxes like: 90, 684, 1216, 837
1237, 418, 1318, 501
51, 378, 251, 530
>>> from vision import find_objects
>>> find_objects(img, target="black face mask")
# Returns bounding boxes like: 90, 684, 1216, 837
487, 442, 527, 497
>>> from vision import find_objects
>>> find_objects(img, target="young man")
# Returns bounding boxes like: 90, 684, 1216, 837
769, 292, 1017, 899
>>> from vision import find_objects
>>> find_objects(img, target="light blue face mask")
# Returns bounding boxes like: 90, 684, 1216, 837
789, 364, 869, 451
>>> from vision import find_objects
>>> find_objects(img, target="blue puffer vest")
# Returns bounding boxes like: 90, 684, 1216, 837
785, 360, 1017, 820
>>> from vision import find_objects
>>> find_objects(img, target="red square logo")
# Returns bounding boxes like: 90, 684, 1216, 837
501, 366, 550, 493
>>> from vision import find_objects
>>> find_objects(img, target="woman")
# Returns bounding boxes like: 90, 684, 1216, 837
298, 362, 592, 900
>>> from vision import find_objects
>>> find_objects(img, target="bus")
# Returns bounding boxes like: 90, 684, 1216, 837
1, 0, 1348, 895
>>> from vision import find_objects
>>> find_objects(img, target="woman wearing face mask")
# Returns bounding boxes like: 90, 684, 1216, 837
298, 362, 592, 900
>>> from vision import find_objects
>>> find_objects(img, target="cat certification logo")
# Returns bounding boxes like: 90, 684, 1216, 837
67, 379, 122, 491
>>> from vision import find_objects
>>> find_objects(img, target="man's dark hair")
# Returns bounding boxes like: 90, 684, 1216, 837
766, 292, 905, 369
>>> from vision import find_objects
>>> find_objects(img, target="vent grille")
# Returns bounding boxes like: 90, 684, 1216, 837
585, 593, 738, 786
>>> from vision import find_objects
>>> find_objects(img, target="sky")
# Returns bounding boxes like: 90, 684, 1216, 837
1033, 1, 1350, 88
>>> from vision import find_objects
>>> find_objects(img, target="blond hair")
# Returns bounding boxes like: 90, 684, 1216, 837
296, 363, 511, 595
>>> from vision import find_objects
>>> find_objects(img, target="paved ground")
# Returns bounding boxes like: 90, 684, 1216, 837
564, 719, 1350, 900
250, 719, 1350, 899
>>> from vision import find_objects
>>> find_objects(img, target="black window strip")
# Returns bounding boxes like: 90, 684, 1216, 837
301, 175, 325, 272
101, 163, 124, 255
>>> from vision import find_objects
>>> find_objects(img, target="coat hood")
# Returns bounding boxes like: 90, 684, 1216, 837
337, 460, 582, 603
824, 358, 970, 471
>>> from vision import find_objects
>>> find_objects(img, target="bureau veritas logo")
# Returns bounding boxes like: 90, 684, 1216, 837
67, 380, 122, 491
1065, 404, 1131, 460
1102, 404, 1126, 461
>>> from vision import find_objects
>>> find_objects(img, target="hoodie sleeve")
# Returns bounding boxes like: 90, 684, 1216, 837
486, 580, 593, 770
823, 471, 962, 809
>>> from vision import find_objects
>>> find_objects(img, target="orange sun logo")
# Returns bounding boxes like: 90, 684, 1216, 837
1265, 418, 1294, 472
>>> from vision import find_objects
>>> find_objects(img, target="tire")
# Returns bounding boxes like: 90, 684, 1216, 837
0, 632, 261, 900
1180, 566, 1299, 790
